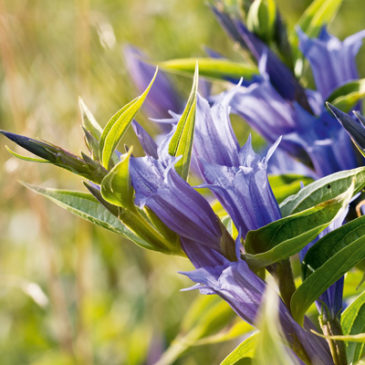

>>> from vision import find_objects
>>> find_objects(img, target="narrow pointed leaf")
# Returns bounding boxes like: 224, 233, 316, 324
100, 68, 158, 168
220, 332, 258, 365
79, 97, 103, 139
280, 167, 365, 216
24, 183, 153, 250
244, 184, 353, 269
5, 145, 48, 163
297, 0, 343, 38
168, 63, 198, 180
101, 147, 134, 208
159, 58, 258, 81
253, 278, 300, 365
156, 295, 237, 365
327, 79, 365, 112
341, 291, 365, 363
291, 216, 365, 323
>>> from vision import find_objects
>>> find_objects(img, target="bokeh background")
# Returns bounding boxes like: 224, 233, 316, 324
1, 0, 365, 364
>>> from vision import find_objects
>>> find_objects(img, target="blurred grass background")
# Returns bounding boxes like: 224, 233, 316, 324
0, 0, 365, 364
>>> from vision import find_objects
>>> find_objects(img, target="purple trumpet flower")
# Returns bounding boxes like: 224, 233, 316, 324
224, 74, 357, 177
210, 5, 311, 111
298, 27, 365, 100
129, 150, 236, 266
193, 93, 281, 238
183, 256, 333, 365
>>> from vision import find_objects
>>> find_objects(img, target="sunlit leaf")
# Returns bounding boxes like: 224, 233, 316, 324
101, 147, 134, 208
244, 182, 353, 269
280, 166, 365, 216
168, 63, 198, 180
5, 145, 48, 163
24, 183, 154, 250
79, 97, 103, 140
297, 0, 343, 38
220, 332, 258, 365
291, 216, 365, 324
327, 79, 365, 112
341, 290, 365, 363
100, 68, 158, 169
253, 278, 300, 365
160, 58, 258, 81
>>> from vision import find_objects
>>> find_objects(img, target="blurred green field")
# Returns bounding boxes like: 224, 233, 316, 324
1, 0, 365, 364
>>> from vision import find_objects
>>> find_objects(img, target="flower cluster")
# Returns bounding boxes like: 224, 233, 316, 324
2, 0, 365, 364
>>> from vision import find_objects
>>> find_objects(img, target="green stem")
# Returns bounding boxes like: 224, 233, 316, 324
319, 316, 347, 365
270, 259, 296, 309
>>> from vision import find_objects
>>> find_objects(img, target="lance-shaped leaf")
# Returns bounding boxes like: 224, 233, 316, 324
79, 97, 102, 140
4, 145, 48, 163
24, 183, 154, 250
244, 183, 353, 269
341, 291, 365, 363
327, 103, 365, 158
327, 80, 365, 112
101, 147, 134, 208
291, 215, 365, 324
253, 278, 301, 365
220, 332, 258, 365
100, 67, 158, 169
297, 0, 343, 39
280, 166, 365, 217
159, 58, 258, 82
155, 295, 242, 365
168, 63, 198, 180
79, 98, 103, 160
0, 131, 107, 184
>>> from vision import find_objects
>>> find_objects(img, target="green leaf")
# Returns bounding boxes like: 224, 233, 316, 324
327, 79, 365, 112
244, 183, 353, 269
247, 0, 276, 43
341, 291, 365, 363
220, 332, 258, 365
79, 97, 103, 140
159, 58, 258, 81
168, 63, 198, 180
297, 0, 343, 38
156, 295, 239, 365
253, 278, 301, 365
24, 184, 154, 250
100, 67, 158, 169
291, 216, 365, 324
195, 320, 253, 346
280, 166, 365, 217
5, 145, 48, 163
268, 174, 313, 204
101, 147, 134, 208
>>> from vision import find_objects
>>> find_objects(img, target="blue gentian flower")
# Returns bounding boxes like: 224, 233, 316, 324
298, 27, 365, 100
183, 255, 333, 364
193, 94, 282, 238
